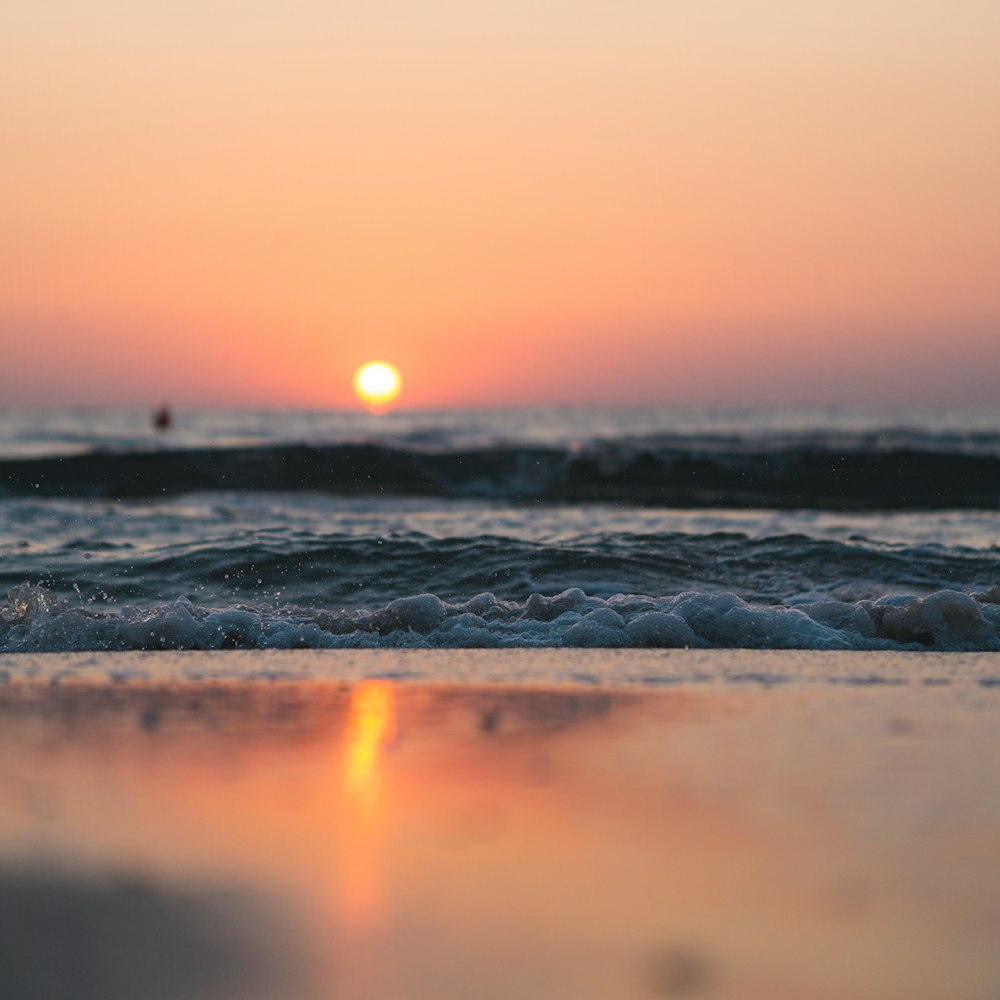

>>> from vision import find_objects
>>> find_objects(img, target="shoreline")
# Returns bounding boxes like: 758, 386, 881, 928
2, 647, 999, 688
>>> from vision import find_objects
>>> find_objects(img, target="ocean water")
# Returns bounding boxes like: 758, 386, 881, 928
3, 405, 1000, 653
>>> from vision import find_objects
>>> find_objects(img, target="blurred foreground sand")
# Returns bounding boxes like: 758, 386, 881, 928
0, 649, 997, 1000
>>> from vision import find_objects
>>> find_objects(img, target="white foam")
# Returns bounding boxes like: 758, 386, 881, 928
3, 583, 1000, 653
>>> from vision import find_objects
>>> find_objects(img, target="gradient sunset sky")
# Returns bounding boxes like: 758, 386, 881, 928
2, 1, 998, 409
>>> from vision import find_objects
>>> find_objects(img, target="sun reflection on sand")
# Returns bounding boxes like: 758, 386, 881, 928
342, 680, 397, 801
337, 680, 397, 932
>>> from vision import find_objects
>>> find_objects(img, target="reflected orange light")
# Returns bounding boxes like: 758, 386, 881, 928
343, 680, 397, 799
338, 680, 397, 931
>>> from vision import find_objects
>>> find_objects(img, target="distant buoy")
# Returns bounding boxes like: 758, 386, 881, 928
152, 405, 172, 431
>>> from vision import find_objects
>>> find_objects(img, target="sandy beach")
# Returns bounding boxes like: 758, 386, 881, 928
1, 649, 998, 1000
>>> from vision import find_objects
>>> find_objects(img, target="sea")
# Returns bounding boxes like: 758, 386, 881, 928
3, 404, 1000, 653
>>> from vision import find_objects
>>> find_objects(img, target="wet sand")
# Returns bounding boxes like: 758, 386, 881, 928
0, 650, 998, 999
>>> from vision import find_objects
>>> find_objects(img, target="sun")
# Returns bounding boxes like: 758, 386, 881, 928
353, 361, 402, 412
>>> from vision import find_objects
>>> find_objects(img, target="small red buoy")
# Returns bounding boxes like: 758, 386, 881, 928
152, 405, 172, 431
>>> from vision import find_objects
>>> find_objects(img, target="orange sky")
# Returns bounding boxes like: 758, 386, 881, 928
1, 1, 998, 408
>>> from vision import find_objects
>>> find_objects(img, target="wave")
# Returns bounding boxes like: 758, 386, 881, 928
3, 583, 1000, 653
5, 530, 1000, 610
4, 440, 1000, 508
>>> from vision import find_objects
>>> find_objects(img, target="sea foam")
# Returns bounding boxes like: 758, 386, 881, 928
2, 583, 999, 654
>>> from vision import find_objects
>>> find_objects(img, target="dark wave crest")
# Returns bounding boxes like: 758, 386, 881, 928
4, 440, 1000, 508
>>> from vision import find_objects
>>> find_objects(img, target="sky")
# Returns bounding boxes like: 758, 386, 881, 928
1, 0, 998, 409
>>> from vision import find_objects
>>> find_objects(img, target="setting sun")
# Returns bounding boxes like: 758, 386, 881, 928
353, 361, 402, 412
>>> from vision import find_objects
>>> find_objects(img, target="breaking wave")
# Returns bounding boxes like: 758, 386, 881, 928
4, 583, 1000, 653
6, 529, 1000, 610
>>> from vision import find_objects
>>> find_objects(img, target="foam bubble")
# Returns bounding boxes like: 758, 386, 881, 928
4, 583, 1000, 654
